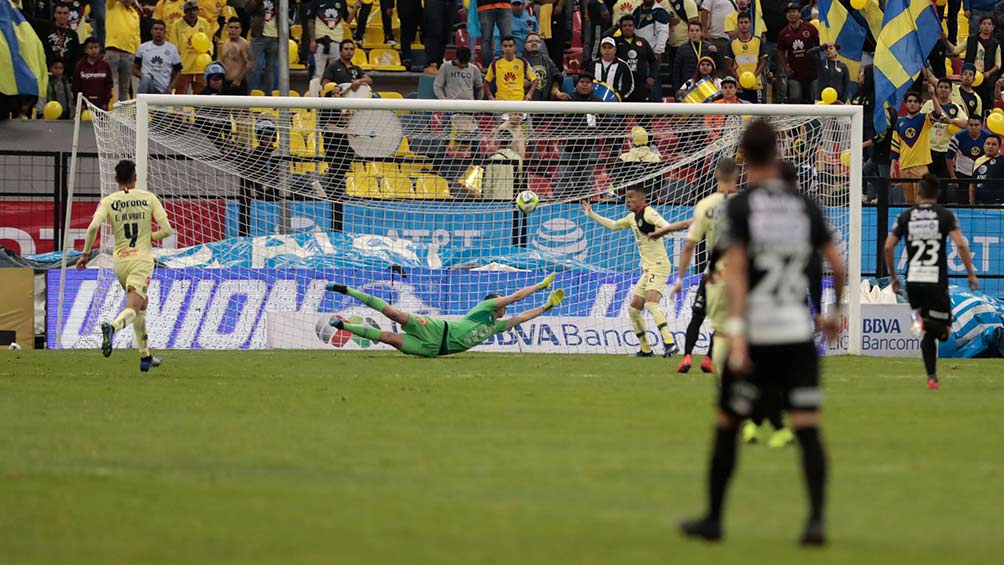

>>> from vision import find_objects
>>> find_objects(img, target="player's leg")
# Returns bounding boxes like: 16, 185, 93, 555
643, 286, 679, 357
330, 316, 405, 348
628, 292, 654, 357
327, 283, 411, 326
101, 263, 143, 358
782, 342, 827, 545
679, 277, 707, 373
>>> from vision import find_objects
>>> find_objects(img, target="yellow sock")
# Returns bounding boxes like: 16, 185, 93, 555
133, 310, 150, 358
112, 308, 136, 331
629, 307, 652, 353
645, 302, 674, 346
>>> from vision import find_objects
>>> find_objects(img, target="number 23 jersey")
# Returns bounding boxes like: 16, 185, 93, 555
719, 181, 832, 345
892, 203, 959, 289
92, 188, 169, 263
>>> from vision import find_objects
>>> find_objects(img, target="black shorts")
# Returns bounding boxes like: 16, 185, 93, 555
692, 276, 708, 318
718, 341, 820, 418
906, 283, 953, 339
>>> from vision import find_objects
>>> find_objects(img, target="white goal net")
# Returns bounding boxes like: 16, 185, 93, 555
56, 96, 862, 354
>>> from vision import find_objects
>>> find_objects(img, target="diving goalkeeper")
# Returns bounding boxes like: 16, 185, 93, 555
325, 274, 565, 357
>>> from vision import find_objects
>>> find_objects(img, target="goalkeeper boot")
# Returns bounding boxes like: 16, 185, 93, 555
140, 355, 162, 373
700, 355, 714, 373
679, 516, 722, 542
100, 322, 115, 358
634, 350, 654, 358
927, 377, 940, 391
799, 519, 826, 547
326, 283, 348, 294
767, 427, 795, 448
742, 420, 760, 444
677, 354, 693, 373
663, 342, 680, 358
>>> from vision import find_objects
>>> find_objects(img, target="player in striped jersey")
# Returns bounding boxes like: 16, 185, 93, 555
76, 160, 173, 372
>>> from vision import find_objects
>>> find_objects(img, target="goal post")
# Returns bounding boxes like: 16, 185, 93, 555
61, 94, 862, 354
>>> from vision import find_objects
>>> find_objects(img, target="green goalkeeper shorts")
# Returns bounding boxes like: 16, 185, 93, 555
400, 314, 446, 358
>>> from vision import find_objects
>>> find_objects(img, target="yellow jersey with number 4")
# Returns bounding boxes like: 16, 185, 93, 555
92, 188, 169, 262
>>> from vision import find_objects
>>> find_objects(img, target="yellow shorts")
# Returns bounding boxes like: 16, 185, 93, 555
634, 268, 671, 298
114, 260, 153, 299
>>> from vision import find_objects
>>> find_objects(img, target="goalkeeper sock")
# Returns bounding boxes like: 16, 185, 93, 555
342, 322, 382, 342
628, 307, 652, 353
346, 287, 389, 313
707, 331, 715, 360
112, 308, 136, 332
684, 310, 704, 355
644, 302, 674, 347
133, 310, 150, 358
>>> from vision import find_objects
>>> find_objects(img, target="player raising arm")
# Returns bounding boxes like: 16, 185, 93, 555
883, 173, 978, 390
324, 275, 565, 358
582, 186, 690, 358
76, 160, 173, 372
680, 119, 844, 546
653, 158, 738, 374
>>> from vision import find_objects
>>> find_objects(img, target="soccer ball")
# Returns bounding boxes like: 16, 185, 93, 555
516, 190, 540, 214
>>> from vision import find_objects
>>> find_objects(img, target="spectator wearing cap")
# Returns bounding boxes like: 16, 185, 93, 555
671, 20, 717, 99
105, 0, 142, 103
434, 46, 485, 100
806, 41, 849, 102
168, 0, 213, 93
953, 63, 984, 119
676, 55, 719, 101
154, 0, 187, 30
713, 75, 746, 104
777, 1, 818, 104
134, 18, 182, 94
493, 0, 536, 58
586, 36, 635, 101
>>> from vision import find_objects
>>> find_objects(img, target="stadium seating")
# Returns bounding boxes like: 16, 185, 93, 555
370, 49, 406, 72
413, 174, 452, 198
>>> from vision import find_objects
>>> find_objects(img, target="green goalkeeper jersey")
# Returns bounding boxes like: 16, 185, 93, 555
445, 299, 509, 354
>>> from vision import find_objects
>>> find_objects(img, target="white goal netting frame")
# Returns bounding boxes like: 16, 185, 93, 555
56, 95, 863, 355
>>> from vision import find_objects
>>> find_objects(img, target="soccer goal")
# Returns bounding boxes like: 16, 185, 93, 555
55, 95, 863, 355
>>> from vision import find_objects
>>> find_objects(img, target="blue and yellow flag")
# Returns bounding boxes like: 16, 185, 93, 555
0, 0, 47, 98
819, 0, 869, 79
874, 0, 941, 133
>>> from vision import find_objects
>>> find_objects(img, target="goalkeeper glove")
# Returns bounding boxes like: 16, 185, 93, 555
537, 273, 556, 290
542, 289, 565, 312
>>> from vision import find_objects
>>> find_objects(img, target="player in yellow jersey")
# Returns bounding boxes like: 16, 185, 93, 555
76, 160, 173, 372
582, 186, 691, 357
652, 157, 736, 375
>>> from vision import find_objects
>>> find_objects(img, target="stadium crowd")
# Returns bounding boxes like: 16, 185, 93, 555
4, 0, 1004, 204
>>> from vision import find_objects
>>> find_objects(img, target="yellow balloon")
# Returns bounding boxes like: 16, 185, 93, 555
81, 109, 92, 121
973, 70, 984, 87
987, 112, 1004, 134
192, 32, 211, 54
289, 39, 299, 63
850, 0, 867, 9
936, 0, 947, 5
994, 108, 1004, 116
43, 100, 62, 120
739, 71, 756, 89
195, 53, 212, 71
840, 149, 852, 168
821, 87, 838, 104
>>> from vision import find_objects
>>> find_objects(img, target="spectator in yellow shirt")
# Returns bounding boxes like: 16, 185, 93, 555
198, 0, 227, 38
168, 0, 213, 93
105, 0, 142, 103
154, 0, 187, 30
486, 36, 539, 101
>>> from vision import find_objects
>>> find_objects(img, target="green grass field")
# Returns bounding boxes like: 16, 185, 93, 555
1, 351, 1002, 564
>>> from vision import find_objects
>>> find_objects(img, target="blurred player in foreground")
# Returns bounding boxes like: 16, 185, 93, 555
680, 119, 845, 545
76, 160, 173, 372
884, 173, 979, 390
582, 186, 691, 358
324, 275, 564, 357
659, 158, 738, 374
